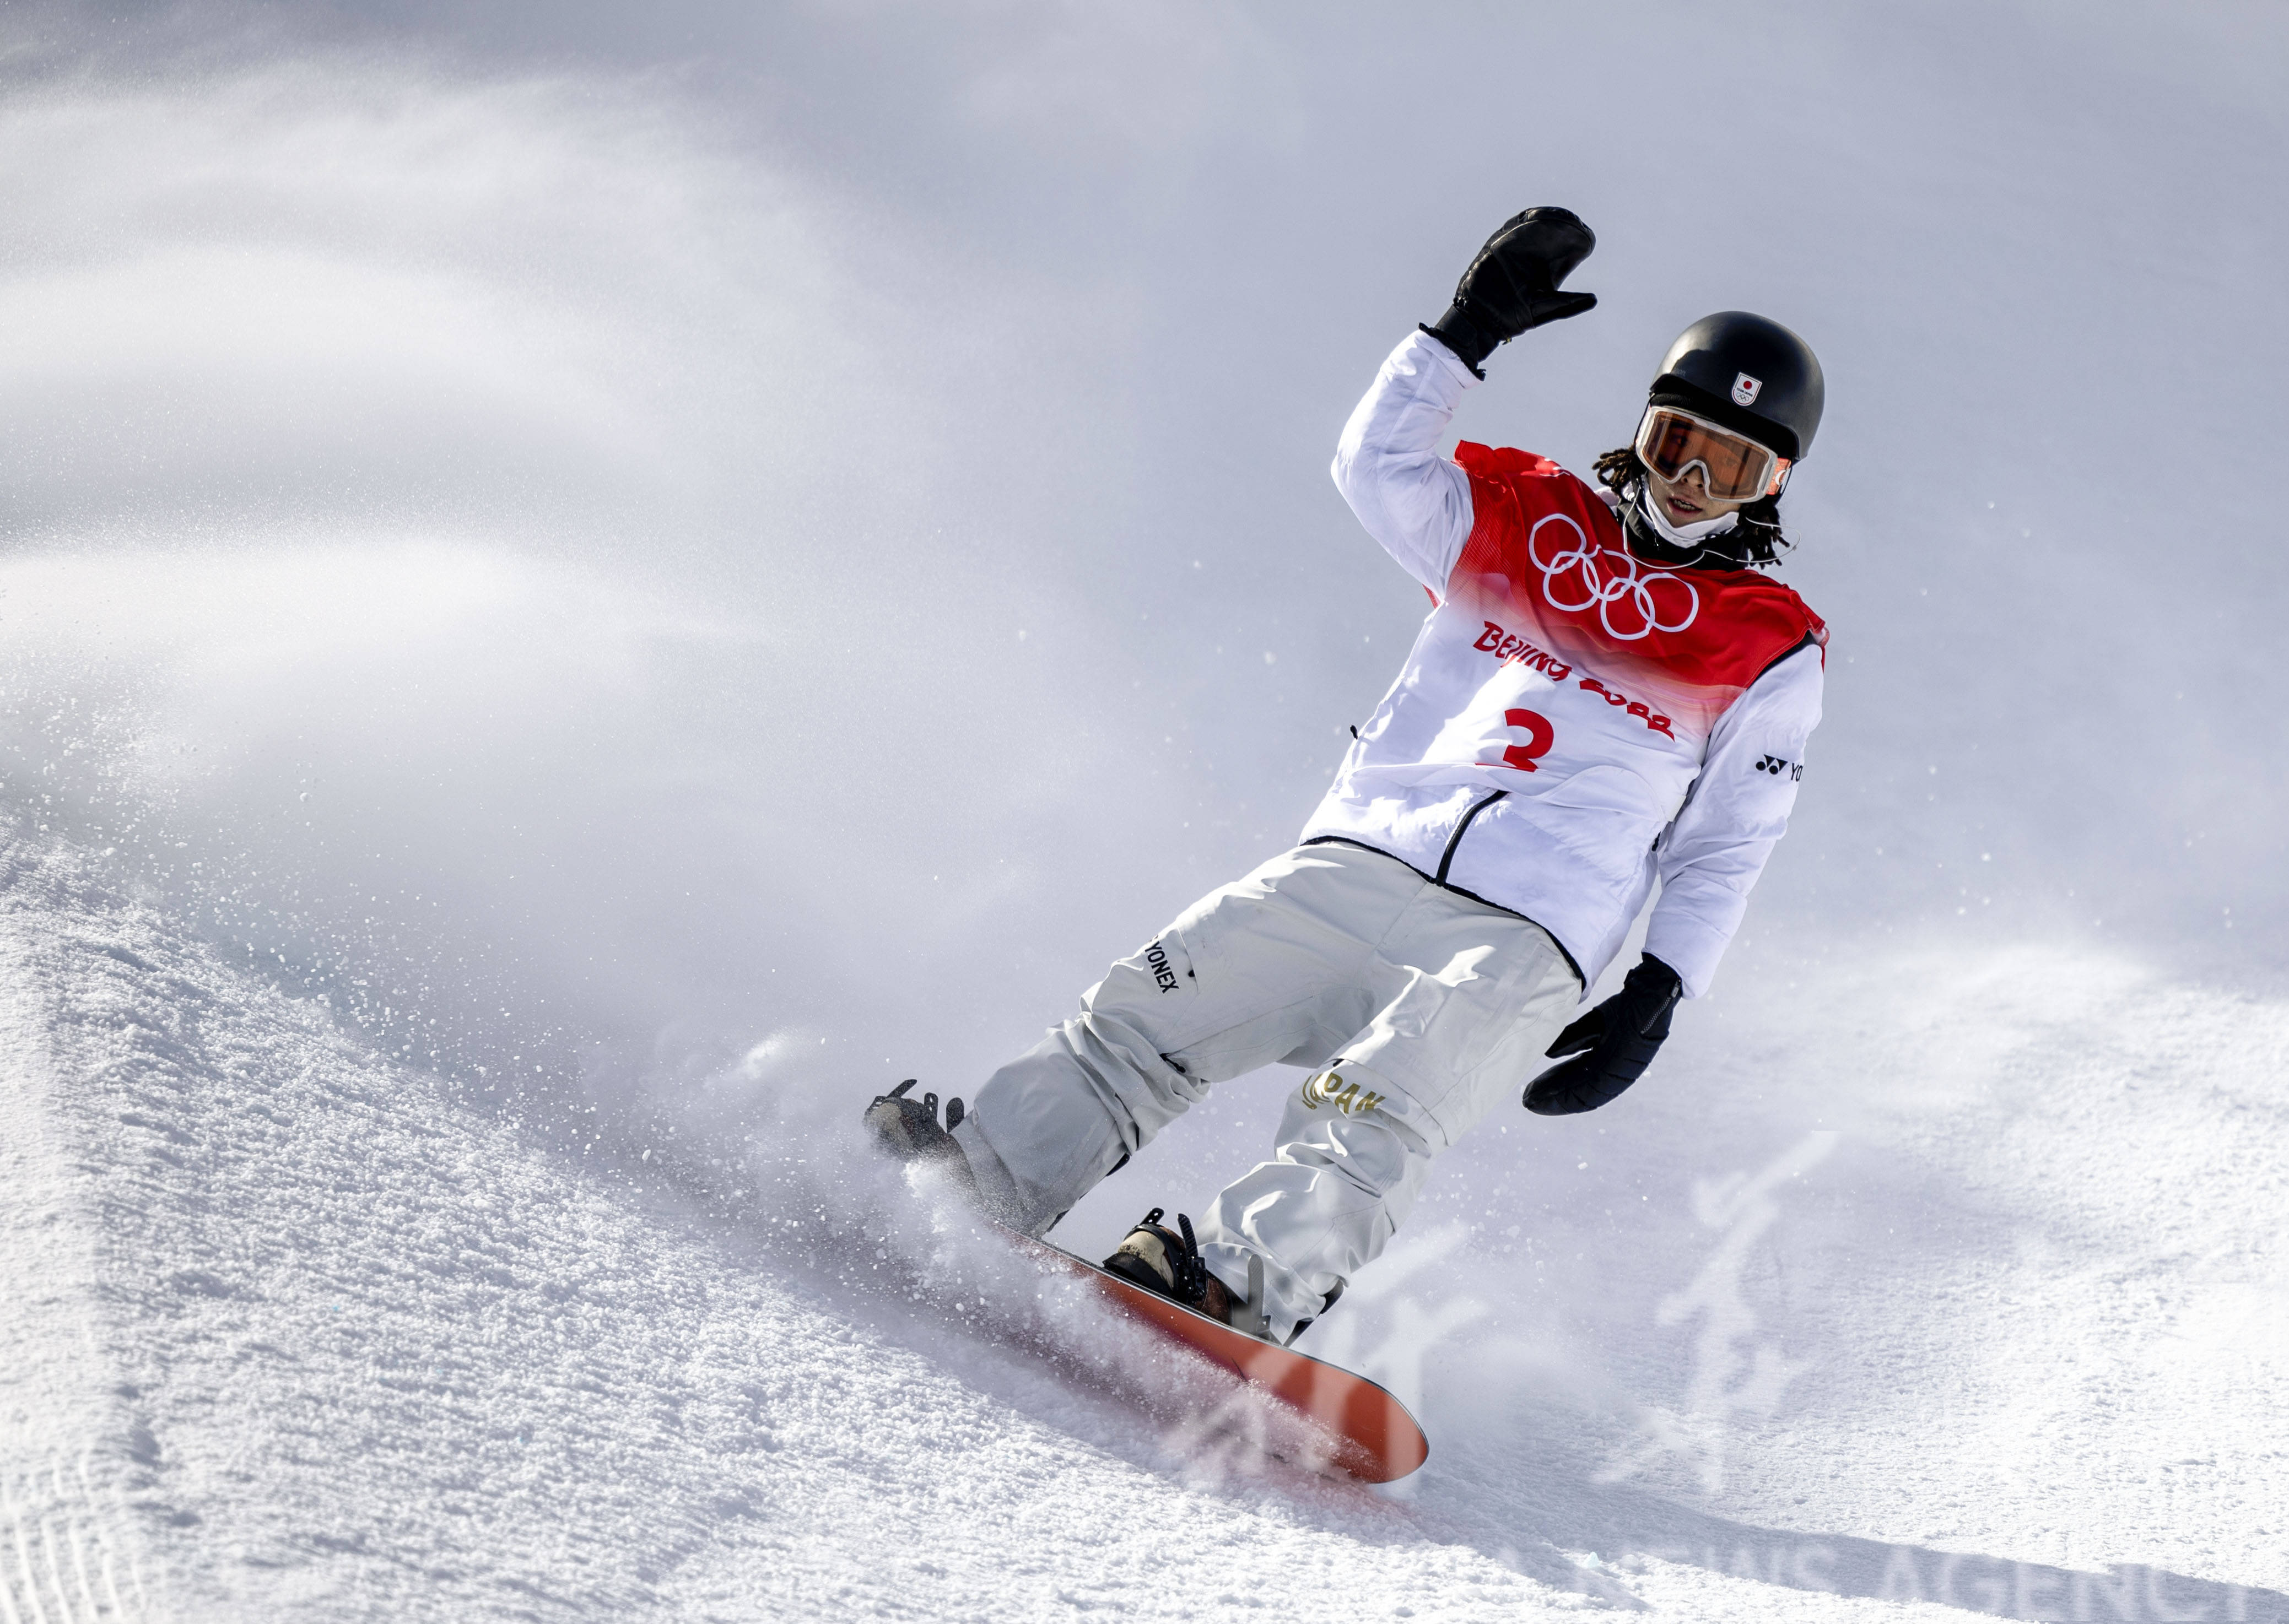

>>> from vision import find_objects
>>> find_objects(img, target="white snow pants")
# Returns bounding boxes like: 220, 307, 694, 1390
950, 841, 1583, 1342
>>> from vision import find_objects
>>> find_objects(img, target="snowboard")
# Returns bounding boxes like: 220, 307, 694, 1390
1000, 1224, 1430, 1483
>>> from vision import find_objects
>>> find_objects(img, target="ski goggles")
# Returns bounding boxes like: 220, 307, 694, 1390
1633, 405, 1790, 502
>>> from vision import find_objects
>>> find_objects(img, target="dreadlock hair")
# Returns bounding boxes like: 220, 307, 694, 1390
1592, 446, 1793, 569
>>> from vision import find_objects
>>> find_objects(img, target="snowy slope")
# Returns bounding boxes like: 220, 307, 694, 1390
7, 813, 2286, 1621
0, 815, 1662, 1621
0, 815, 1575, 1621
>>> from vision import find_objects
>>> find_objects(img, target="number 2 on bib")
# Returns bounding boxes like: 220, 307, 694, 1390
1502, 707, 1553, 772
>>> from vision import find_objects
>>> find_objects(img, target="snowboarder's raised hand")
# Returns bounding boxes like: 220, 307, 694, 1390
1524, 954, 1682, 1116
1423, 207, 1599, 377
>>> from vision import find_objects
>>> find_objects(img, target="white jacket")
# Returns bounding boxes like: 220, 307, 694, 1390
1302, 331, 1827, 998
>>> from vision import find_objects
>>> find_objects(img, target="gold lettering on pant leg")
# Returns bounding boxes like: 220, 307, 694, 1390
1299, 1071, 1384, 1117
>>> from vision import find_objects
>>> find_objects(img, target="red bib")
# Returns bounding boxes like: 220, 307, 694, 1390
1453, 443, 1825, 729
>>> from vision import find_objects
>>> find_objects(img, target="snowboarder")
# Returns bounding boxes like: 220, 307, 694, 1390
868, 207, 1828, 1348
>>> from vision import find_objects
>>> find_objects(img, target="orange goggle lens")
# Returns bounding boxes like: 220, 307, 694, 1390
1634, 407, 1788, 502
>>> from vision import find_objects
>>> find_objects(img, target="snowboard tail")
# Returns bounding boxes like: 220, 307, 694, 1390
1002, 1225, 1429, 1483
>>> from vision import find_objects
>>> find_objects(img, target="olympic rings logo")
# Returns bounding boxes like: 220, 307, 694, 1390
1526, 514, 1698, 641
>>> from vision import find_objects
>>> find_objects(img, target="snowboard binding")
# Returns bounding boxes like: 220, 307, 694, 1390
863, 1079, 970, 1171
1104, 1208, 1273, 1342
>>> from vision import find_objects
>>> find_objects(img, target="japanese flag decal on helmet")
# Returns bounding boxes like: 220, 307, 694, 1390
1731, 372, 1763, 407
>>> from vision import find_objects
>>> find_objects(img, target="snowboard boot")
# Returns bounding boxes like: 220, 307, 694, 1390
1102, 1209, 1271, 1340
863, 1079, 982, 1200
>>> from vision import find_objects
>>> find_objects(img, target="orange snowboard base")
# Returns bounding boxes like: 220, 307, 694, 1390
1002, 1227, 1429, 1483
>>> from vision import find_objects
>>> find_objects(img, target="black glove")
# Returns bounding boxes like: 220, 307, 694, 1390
1424, 207, 1599, 376
1524, 954, 1681, 1116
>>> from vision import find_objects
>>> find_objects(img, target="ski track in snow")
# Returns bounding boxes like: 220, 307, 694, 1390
6, 812, 2287, 1621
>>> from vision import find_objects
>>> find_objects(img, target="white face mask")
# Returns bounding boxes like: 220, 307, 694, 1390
1634, 484, 1741, 546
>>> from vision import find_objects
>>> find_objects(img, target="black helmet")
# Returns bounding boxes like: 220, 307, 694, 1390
1649, 312, 1824, 463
